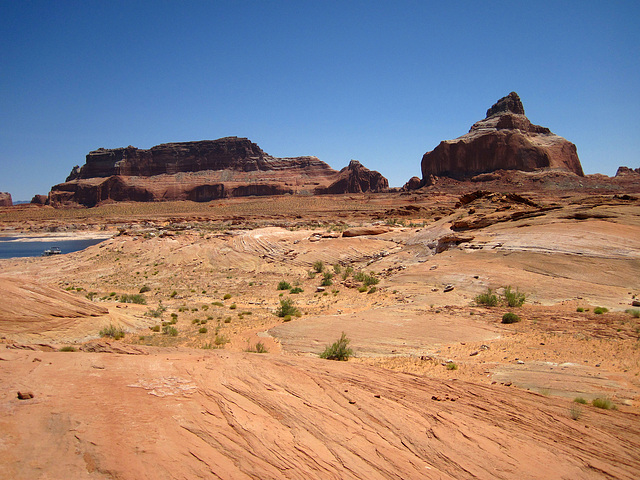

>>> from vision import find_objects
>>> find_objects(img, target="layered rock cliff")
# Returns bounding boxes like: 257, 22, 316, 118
0, 192, 12, 207
49, 137, 388, 206
420, 92, 583, 185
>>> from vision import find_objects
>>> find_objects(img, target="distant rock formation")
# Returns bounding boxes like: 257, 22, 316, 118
615, 166, 640, 177
315, 160, 388, 195
0, 192, 12, 207
420, 92, 584, 185
49, 137, 388, 206
30, 195, 48, 205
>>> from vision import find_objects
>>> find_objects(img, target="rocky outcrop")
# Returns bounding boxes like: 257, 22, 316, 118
421, 92, 584, 184
315, 160, 388, 195
402, 176, 423, 191
49, 138, 388, 206
616, 166, 640, 177
0, 192, 12, 207
30, 195, 48, 205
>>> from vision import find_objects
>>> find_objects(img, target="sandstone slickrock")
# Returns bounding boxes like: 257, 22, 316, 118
49, 137, 387, 206
30, 194, 48, 205
0, 192, 12, 207
421, 92, 584, 185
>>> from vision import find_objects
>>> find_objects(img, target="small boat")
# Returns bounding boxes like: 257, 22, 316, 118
42, 246, 62, 256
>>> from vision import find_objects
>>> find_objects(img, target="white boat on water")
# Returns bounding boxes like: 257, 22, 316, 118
42, 246, 62, 256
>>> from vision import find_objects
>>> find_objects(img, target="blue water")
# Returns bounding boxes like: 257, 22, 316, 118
0, 237, 107, 259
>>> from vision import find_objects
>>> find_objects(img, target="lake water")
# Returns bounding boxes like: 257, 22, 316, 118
0, 237, 107, 259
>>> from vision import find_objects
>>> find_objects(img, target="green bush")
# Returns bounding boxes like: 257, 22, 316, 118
503, 286, 526, 307
354, 271, 379, 287
475, 288, 498, 307
313, 260, 324, 273
592, 397, 616, 409
594, 307, 609, 315
625, 309, 640, 318
290, 286, 304, 294
229, 303, 237, 310
119, 294, 147, 305
59, 346, 76, 352
163, 325, 178, 336
277, 280, 292, 291
223, 294, 232, 300
150, 325, 160, 332
319, 332, 353, 361
446, 362, 458, 370
573, 397, 588, 404
198, 327, 207, 334
501, 312, 521, 324
333, 264, 342, 275
358, 285, 368, 293
276, 298, 300, 317
246, 341, 268, 353
212, 301, 224, 307
100, 324, 125, 340
145, 303, 167, 318
367, 286, 377, 294
139, 285, 151, 293
170, 290, 178, 298
214, 334, 229, 346
576, 307, 585, 313
321, 272, 334, 286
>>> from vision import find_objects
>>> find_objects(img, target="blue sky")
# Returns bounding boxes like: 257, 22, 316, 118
1, 1, 638, 201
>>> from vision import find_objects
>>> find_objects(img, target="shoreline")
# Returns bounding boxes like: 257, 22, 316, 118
0, 232, 114, 243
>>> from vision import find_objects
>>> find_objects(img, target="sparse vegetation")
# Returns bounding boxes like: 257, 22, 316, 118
150, 325, 160, 332
290, 286, 304, 294
574, 397, 588, 404
501, 312, 521, 324
163, 325, 178, 336
569, 404, 582, 420
277, 280, 292, 291
625, 309, 640, 318
139, 285, 151, 293
198, 327, 207, 334
592, 397, 616, 410
229, 303, 237, 310
576, 307, 585, 312
223, 294, 232, 300
100, 324, 125, 340
212, 301, 224, 307
145, 302, 167, 318
367, 286, 377, 294
446, 362, 458, 370
59, 346, 76, 352
319, 332, 353, 361
594, 307, 609, 315
475, 288, 498, 306
245, 341, 268, 353
276, 298, 300, 317
503, 286, 526, 307
119, 293, 147, 304
321, 272, 334, 286
214, 334, 229, 346
313, 260, 324, 273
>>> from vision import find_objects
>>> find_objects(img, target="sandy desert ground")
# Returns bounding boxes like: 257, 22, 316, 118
1, 186, 640, 479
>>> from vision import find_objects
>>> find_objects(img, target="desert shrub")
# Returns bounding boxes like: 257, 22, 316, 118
569, 404, 582, 420
313, 260, 324, 273
119, 294, 147, 305
475, 288, 498, 307
576, 307, 585, 313
354, 271, 379, 287
198, 327, 207, 334
333, 264, 342, 275
214, 334, 229, 346
358, 285, 368, 293
145, 303, 167, 318
59, 346, 76, 352
592, 397, 616, 410
367, 286, 377, 294
277, 280, 292, 291
212, 301, 224, 307
170, 290, 177, 298
276, 298, 300, 317
342, 266, 353, 280
223, 294, 232, 300
283, 315, 292, 322
100, 324, 125, 340
321, 272, 334, 287
290, 286, 304, 294
85, 292, 97, 301
192, 319, 200, 324
139, 285, 151, 293
501, 312, 521, 324
162, 325, 178, 336
503, 286, 526, 307
171, 313, 178, 320
446, 362, 458, 370
594, 307, 609, 315
319, 332, 353, 361
202, 304, 209, 311
625, 309, 640, 318
150, 325, 160, 332
229, 303, 237, 310
224, 317, 232, 323
574, 397, 588, 404
246, 341, 269, 353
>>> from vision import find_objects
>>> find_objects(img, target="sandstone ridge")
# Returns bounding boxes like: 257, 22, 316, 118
420, 92, 584, 186
49, 137, 388, 206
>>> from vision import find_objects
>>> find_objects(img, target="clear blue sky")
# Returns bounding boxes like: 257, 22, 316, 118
1, 1, 638, 201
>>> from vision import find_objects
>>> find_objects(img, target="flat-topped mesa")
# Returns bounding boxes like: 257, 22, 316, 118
420, 92, 584, 185
50, 137, 388, 206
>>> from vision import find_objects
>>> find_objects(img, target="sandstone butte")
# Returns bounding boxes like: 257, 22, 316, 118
420, 92, 584, 186
0, 192, 12, 207
47, 137, 388, 207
